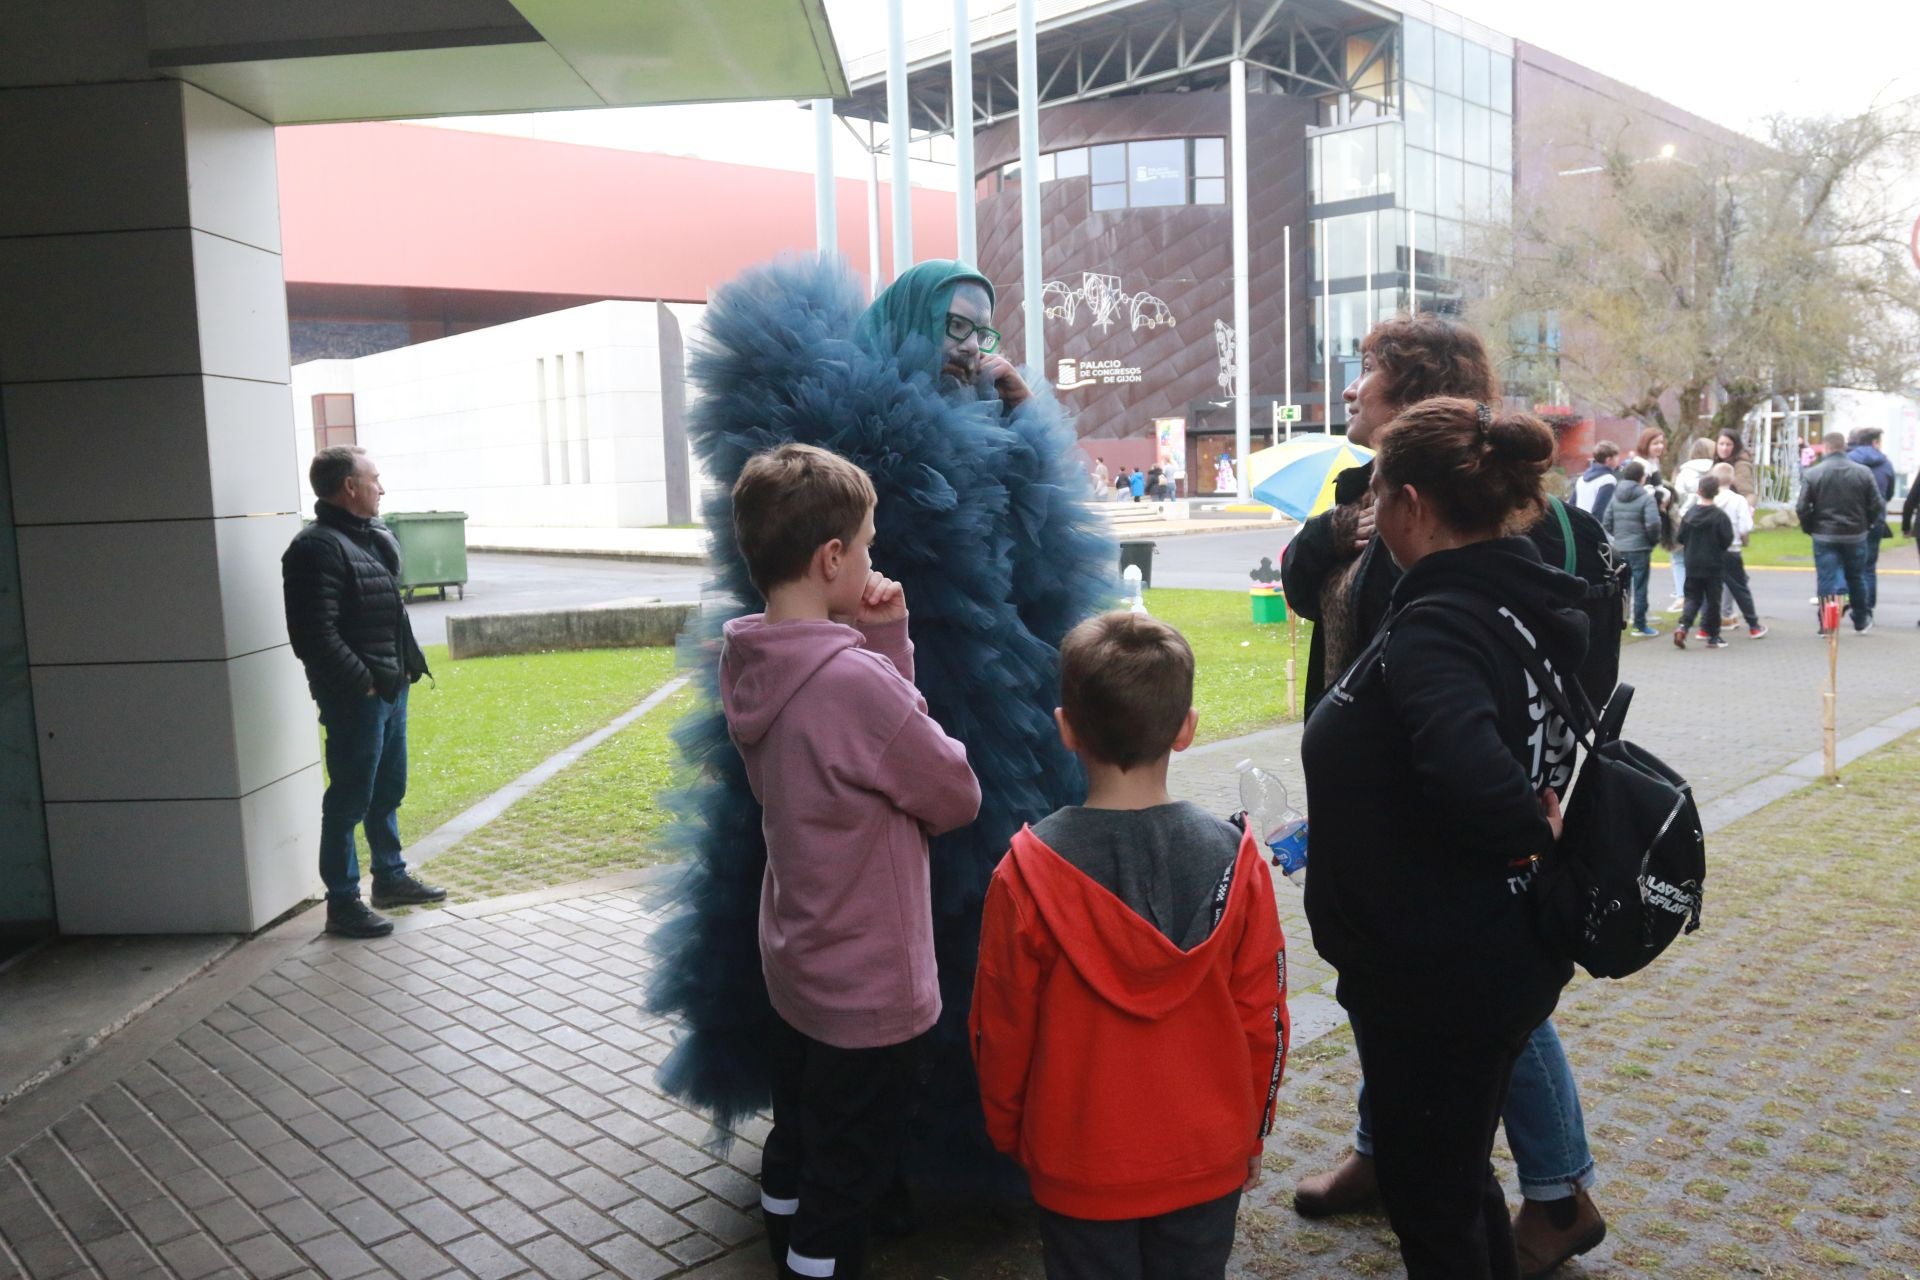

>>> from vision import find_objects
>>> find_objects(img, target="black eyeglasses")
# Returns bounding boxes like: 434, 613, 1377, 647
944, 313, 1001, 353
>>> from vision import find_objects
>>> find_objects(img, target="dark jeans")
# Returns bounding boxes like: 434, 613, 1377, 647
1724, 553, 1760, 629
762, 1016, 925, 1280
1863, 534, 1882, 612
318, 685, 410, 901
1036, 1188, 1243, 1280
1812, 538, 1871, 627
1623, 549, 1652, 630
1352, 1011, 1530, 1280
1681, 573, 1724, 639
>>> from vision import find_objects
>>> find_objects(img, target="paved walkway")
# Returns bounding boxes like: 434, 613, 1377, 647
1, 624, 1914, 1280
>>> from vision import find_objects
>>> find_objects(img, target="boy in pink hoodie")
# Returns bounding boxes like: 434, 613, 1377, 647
721, 443, 982, 1280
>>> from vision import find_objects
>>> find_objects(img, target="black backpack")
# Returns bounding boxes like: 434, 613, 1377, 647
1428, 589, 1705, 980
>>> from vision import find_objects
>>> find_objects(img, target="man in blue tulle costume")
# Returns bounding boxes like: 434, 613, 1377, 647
647, 256, 1113, 1194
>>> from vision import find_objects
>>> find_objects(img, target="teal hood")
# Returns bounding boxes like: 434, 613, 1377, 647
853, 259, 995, 376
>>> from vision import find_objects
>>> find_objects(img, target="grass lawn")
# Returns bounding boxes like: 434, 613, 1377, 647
1147, 588, 1312, 742
419, 686, 694, 902
1652, 526, 1814, 568
399, 643, 679, 837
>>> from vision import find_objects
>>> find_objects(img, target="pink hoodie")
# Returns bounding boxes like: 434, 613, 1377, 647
720, 614, 982, 1049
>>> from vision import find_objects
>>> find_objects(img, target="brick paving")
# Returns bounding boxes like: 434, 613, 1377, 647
0, 623, 1913, 1280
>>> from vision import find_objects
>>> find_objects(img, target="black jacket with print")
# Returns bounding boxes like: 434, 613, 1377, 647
1300, 537, 1587, 1031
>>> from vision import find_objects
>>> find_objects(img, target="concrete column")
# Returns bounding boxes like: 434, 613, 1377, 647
886, 0, 913, 275
0, 79, 320, 934
1016, 0, 1044, 371
812, 98, 837, 255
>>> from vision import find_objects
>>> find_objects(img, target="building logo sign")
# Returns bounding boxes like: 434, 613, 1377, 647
1057, 357, 1144, 390
1042, 271, 1175, 334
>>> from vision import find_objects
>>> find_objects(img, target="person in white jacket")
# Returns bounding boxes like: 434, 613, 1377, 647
1666, 439, 1716, 609
1709, 461, 1767, 637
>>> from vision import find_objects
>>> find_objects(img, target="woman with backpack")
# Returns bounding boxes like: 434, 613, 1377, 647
1283, 315, 1611, 1279
1302, 398, 1584, 1279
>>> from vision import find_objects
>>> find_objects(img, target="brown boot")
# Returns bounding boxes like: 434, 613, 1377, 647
1513, 1188, 1606, 1278
1291, 1151, 1379, 1218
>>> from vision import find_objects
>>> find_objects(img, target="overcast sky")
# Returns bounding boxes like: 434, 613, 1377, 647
424, 0, 1918, 206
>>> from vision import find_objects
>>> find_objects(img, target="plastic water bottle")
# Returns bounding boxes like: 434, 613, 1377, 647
1122, 563, 1149, 615
1235, 758, 1308, 886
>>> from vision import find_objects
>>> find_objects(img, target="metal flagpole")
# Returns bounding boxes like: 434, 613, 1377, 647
812, 100, 836, 254
886, 0, 913, 275
1283, 224, 1293, 442
1017, 0, 1043, 370
1322, 237, 1333, 433
952, 0, 977, 265
865, 124, 882, 298
1231, 58, 1252, 499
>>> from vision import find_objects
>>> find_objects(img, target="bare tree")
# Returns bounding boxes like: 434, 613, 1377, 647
1470, 99, 1920, 452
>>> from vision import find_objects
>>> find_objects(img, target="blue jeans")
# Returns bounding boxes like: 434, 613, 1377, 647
1812, 538, 1871, 627
1668, 548, 1686, 601
1623, 549, 1652, 630
318, 685, 410, 901
1356, 1019, 1595, 1200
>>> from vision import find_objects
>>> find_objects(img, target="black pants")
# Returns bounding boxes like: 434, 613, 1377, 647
1723, 553, 1759, 629
762, 1016, 925, 1280
1680, 572, 1724, 638
1352, 1011, 1531, 1280
1036, 1189, 1242, 1280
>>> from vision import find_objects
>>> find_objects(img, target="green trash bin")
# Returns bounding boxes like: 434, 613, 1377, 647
383, 511, 469, 601
1118, 539, 1156, 590
1249, 587, 1288, 625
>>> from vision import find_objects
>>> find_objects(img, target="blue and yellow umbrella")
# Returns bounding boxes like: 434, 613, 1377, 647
1247, 436, 1374, 520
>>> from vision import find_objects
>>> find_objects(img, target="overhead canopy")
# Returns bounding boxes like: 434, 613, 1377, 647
837, 0, 1416, 140
144, 0, 848, 124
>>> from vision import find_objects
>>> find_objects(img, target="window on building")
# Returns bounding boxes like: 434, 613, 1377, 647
1091, 143, 1126, 208
1193, 136, 1227, 203
311, 394, 356, 452
1491, 115, 1513, 173
1435, 154, 1464, 222
1435, 91, 1463, 156
1403, 19, 1434, 86
1463, 103, 1491, 167
1463, 41, 1491, 107
1434, 29, 1462, 96
1127, 138, 1187, 206
1404, 81, 1433, 150
1491, 52, 1513, 113
1055, 146, 1089, 178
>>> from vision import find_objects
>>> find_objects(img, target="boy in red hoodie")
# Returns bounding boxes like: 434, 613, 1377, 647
722, 444, 982, 1280
971, 611, 1288, 1279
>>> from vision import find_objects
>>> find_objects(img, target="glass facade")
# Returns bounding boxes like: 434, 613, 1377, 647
1311, 16, 1514, 424
980, 138, 1228, 210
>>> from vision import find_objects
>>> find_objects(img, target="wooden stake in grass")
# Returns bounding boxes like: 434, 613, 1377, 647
1822, 596, 1840, 782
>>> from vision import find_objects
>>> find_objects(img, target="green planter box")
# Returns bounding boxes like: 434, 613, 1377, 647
384, 511, 469, 600
1249, 588, 1287, 625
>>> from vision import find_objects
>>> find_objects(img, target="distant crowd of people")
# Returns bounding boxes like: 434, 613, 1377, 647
1566, 423, 1909, 640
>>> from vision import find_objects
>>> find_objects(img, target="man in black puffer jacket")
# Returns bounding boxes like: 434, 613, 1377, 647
283, 447, 444, 938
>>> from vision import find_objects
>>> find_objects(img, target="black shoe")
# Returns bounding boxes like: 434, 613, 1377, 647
371, 871, 448, 908
325, 898, 394, 938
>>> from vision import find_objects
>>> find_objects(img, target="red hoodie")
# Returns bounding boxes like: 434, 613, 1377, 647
970, 824, 1288, 1220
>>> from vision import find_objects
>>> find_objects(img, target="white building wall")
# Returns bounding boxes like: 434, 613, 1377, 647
1826, 388, 1920, 488
290, 299, 706, 527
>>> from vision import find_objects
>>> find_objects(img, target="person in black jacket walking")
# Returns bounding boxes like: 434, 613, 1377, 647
283, 447, 445, 938
1673, 475, 1736, 648
1796, 432, 1886, 634
1303, 398, 1584, 1280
